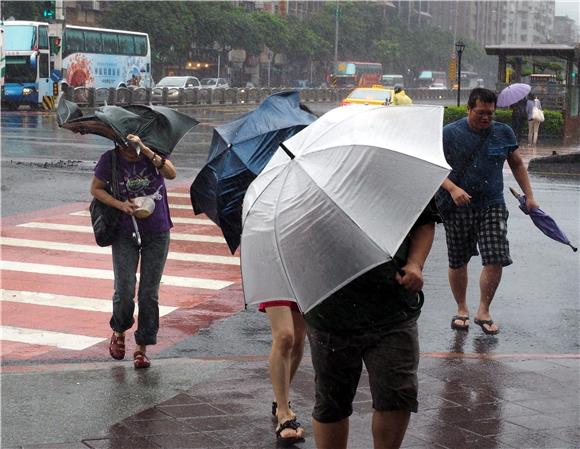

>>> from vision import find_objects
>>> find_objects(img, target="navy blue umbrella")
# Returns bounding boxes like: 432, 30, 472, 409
510, 187, 577, 252
190, 91, 317, 254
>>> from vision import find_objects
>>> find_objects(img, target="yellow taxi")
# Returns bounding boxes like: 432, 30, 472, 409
339, 85, 394, 106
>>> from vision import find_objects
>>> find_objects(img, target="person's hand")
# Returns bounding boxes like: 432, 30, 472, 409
395, 262, 424, 293
118, 199, 138, 215
525, 196, 539, 210
450, 185, 471, 207
126, 134, 142, 147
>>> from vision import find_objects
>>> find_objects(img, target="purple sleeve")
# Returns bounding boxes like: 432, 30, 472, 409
94, 150, 113, 183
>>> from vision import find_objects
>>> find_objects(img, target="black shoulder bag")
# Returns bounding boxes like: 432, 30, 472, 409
89, 150, 122, 247
436, 132, 490, 215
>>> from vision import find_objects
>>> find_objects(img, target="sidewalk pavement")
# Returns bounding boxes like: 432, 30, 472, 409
5, 352, 578, 449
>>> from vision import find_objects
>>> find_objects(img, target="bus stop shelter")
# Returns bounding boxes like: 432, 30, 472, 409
485, 44, 580, 143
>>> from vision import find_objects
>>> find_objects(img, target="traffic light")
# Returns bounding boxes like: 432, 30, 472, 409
43, 1, 56, 19
53, 81, 59, 96
50, 36, 61, 55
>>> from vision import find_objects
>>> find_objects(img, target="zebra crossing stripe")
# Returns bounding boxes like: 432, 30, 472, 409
17, 222, 227, 243
0, 325, 105, 350
69, 211, 214, 225
0, 289, 177, 316
1, 261, 233, 290
167, 193, 190, 198
1, 237, 239, 265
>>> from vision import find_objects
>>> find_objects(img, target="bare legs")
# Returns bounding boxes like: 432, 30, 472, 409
266, 306, 306, 439
313, 418, 348, 449
312, 410, 410, 449
449, 263, 502, 333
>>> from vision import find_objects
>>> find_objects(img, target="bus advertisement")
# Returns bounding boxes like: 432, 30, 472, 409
62, 25, 153, 91
331, 61, 382, 88
1, 20, 153, 110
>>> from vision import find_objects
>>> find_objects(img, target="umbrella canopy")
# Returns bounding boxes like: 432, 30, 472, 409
190, 91, 317, 253
241, 105, 450, 313
497, 83, 531, 107
509, 187, 577, 252
56, 98, 198, 155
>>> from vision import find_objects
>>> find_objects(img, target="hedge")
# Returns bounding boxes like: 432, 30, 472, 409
443, 106, 563, 138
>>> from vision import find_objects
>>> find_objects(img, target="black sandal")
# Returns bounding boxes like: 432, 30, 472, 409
276, 418, 305, 446
272, 400, 292, 417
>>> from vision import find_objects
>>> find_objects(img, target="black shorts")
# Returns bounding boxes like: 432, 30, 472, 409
307, 317, 419, 423
443, 203, 512, 269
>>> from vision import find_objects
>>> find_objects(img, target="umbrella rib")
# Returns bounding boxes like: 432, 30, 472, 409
272, 165, 300, 302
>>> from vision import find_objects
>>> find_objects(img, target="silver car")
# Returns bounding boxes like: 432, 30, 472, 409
152, 76, 201, 101
200, 78, 229, 89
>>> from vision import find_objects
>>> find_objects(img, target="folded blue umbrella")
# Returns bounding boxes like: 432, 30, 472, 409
510, 187, 577, 252
190, 91, 317, 254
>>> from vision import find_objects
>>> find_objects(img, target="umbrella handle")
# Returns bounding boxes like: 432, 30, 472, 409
509, 187, 521, 199
131, 216, 142, 247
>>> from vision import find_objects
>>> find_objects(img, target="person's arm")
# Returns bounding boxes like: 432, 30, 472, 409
90, 176, 137, 215
126, 134, 177, 180
441, 178, 472, 206
507, 149, 539, 210
395, 222, 435, 293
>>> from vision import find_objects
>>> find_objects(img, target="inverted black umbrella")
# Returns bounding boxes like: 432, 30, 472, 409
190, 91, 317, 254
510, 187, 577, 252
56, 98, 198, 156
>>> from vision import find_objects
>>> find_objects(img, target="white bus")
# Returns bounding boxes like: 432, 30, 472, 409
1, 20, 52, 110
62, 25, 153, 91
1, 21, 153, 109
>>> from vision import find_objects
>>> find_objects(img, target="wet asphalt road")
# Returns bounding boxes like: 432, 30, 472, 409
1, 102, 579, 447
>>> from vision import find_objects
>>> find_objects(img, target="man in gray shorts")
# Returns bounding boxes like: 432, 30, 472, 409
436, 88, 539, 335
303, 201, 440, 449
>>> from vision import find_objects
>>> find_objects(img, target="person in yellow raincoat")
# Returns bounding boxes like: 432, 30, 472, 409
392, 85, 413, 105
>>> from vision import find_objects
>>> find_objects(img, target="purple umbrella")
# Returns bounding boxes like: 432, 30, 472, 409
497, 83, 531, 107
510, 187, 577, 252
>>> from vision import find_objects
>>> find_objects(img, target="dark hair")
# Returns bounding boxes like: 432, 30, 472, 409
467, 88, 497, 108
394, 85, 403, 93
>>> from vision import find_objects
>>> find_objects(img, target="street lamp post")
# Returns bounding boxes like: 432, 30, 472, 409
455, 40, 465, 107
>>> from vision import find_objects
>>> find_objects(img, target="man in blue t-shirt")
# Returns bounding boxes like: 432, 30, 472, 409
436, 88, 539, 335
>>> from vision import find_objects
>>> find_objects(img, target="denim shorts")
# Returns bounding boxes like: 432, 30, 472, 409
443, 203, 512, 269
307, 317, 419, 423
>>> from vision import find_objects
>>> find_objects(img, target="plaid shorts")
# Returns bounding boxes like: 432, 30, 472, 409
442, 203, 512, 269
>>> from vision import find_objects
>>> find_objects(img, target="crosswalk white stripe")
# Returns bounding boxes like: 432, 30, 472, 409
0, 289, 177, 316
167, 192, 190, 198
1, 237, 239, 265
17, 222, 227, 243
70, 211, 214, 225
1, 261, 233, 290
0, 325, 105, 350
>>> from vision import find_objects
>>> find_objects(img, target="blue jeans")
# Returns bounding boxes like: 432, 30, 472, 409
110, 231, 170, 345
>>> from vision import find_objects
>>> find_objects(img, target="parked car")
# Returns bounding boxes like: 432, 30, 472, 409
339, 85, 394, 106
152, 76, 201, 101
200, 78, 229, 89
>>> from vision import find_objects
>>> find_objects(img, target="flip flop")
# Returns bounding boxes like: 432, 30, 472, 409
451, 315, 469, 331
474, 318, 499, 335
276, 418, 305, 447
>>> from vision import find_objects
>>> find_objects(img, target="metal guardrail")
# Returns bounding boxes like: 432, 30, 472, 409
63, 86, 470, 107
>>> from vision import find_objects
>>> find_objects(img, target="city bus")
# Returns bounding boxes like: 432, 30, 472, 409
1, 20, 153, 110
416, 70, 447, 89
62, 25, 153, 91
1, 20, 52, 110
331, 61, 383, 88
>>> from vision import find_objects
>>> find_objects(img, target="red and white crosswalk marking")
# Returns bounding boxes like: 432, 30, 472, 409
0, 188, 244, 362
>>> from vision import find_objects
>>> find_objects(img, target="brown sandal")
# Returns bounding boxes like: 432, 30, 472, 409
133, 351, 151, 369
109, 333, 125, 360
